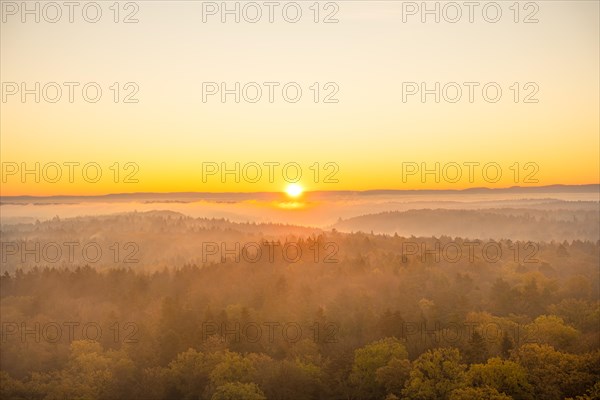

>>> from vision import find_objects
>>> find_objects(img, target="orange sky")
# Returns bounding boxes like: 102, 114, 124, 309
1, 1, 598, 196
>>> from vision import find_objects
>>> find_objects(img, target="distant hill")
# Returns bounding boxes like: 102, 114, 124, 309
2, 184, 598, 204
332, 208, 600, 242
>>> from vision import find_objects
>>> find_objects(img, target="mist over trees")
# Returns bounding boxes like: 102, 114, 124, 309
333, 208, 600, 242
1, 210, 598, 399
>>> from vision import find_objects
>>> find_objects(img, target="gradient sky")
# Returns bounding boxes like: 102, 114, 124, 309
1, 0, 599, 195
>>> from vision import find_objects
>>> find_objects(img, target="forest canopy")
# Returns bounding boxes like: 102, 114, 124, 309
1, 212, 598, 399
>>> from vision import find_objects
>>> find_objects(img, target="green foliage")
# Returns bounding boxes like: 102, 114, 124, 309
349, 337, 408, 399
166, 348, 215, 399
211, 382, 266, 400
375, 357, 411, 397
449, 386, 513, 400
464, 331, 489, 364
0, 371, 27, 400
547, 299, 600, 332
467, 357, 534, 400
0, 230, 598, 400
402, 347, 467, 400
7, 340, 137, 400
565, 381, 600, 400
210, 351, 257, 388
526, 315, 580, 351
512, 344, 598, 400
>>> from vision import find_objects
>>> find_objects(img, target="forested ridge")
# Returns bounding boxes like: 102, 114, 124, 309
1, 212, 598, 399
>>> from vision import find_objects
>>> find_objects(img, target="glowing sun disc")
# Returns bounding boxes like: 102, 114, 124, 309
285, 184, 303, 198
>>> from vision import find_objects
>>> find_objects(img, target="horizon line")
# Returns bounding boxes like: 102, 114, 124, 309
1, 183, 599, 199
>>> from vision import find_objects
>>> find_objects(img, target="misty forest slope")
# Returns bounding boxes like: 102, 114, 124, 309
333, 207, 599, 242
1, 211, 599, 399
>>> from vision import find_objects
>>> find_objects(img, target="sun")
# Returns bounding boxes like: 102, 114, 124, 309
285, 183, 303, 198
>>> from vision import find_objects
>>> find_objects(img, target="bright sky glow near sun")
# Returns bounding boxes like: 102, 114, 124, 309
1, 1, 598, 196
285, 183, 304, 198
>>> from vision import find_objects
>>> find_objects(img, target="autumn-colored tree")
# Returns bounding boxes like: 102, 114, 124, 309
512, 344, 597, 400
467, 357, 534, 400
349, 337, 409, 399
525, 315, 580, 351
211, 382, 266, 400
375, 357, 411, 397
402, 347, 467, 400
449, 386, 512, 400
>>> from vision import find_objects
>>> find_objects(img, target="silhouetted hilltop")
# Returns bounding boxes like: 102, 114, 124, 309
2, 184, 598, 205
333, 208, 599, 242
